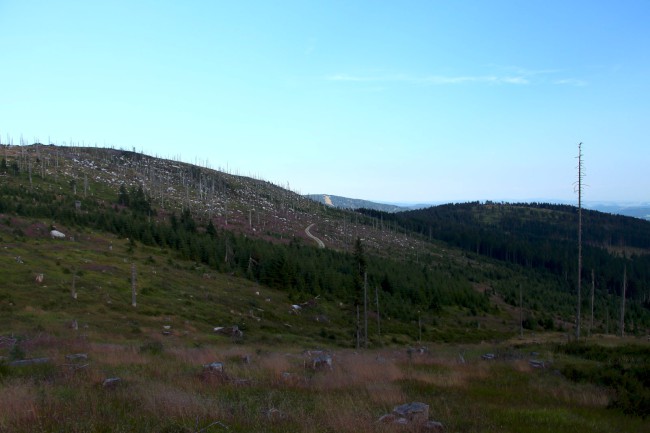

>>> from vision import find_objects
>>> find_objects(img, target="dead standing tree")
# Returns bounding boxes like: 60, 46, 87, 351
620, 265, 626, 337
574, 142, 585, 340
131, 263, 137, 307
71, 267, 77, 300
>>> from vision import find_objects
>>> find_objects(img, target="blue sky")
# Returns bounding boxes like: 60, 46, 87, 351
1, 1, 648, 203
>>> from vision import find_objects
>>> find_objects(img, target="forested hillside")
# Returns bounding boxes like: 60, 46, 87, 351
359, 202, 650, 334
2, 145, 650, 342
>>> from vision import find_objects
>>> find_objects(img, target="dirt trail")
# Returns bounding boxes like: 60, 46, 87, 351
305, 224, 325, 248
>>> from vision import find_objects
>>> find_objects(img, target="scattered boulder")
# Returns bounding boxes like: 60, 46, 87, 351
102, 377, 121, 388
312, 354, 333, 370
393, 402, 429, 425
203, 361, 225, 373
378, 402, 444, 431
529, 359, 546, 369
303, 350, 332, 370
407, 346, 429, 356
50, 230, 66, 239
213, 326, 243, 338
65, 353, 88, 361
9, 357, 50, 367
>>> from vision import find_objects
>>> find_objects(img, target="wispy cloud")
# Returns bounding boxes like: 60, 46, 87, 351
326, 67, 587, 87
325, 73, 529, 85
554, 78, 588, 87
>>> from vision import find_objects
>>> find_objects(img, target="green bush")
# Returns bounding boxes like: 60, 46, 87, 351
557, 342, 650, 418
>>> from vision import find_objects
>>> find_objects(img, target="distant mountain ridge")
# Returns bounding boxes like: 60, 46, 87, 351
586, 203, 650, 221
308, 193, 650, 221
306, 194, 408, 213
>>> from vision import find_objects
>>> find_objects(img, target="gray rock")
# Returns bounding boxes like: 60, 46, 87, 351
9, 357, 50, 367
65, 353, 88, 361
213, 325, 243, 338
529, 359, 546, 368
393, 402, 430, 425
378, 403, 444, 430
203, 361, 225, 373
102, 377, 121, 388
312, 354, 333, 370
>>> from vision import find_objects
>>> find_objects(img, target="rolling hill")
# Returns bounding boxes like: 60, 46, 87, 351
1, 144, 649, 343
2, 144, 650, 432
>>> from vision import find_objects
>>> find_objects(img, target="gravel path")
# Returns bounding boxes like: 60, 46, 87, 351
305, 223, 325, 248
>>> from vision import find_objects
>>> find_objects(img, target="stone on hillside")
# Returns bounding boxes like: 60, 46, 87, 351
65, 353, 88, 361
102, 377, 121, 388
9, 357, 50, 367
529, 359, 546, 369
213, 325, 243, 338
50, 230, 66, 239
311, 354, 333, 370
393, 402, 429, 425
203, 361, 225, 373
378, 402, 444, 431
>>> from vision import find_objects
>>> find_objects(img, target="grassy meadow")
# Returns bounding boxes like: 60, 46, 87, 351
1, 334, 648, 433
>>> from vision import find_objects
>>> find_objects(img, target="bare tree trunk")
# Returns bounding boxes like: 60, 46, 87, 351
519, 284, 523, 338
375, 284, 381, 340
589, 269, 595, 337
575, 142, 584, 340
363, 272, 368, 348
131, 263, 137, 307
620, 266, 626, 337
356, 305, 360, 349
606, 298, 610, 335
71, 268, 77, 300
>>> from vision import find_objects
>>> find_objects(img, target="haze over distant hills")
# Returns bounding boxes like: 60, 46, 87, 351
307, 194, 650, 221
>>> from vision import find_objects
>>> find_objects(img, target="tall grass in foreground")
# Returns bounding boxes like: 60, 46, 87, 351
1, 336, 648, 432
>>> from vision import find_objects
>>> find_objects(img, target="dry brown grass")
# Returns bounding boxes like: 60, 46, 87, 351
533, 379, 611, 408
1, 337, 645, 433
309, 352, 403, 391
138, 381, 222, 419
89, 343, 149, 366
0, 380, 39, 429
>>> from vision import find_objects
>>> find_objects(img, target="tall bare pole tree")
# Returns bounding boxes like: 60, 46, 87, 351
363, 271, 368, 348
519, 284, 524, 338
589, 269, 595, 337
575, 142, 584, 339
620, 265, 626, 337
375, 284, 381, 340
